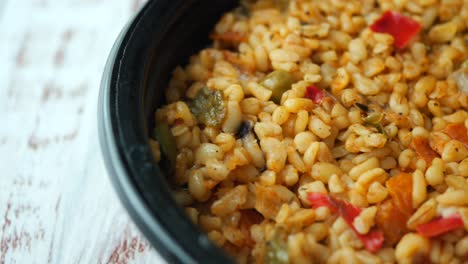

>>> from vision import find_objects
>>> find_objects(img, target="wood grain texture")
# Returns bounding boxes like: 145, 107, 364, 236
0, 0, 165, 263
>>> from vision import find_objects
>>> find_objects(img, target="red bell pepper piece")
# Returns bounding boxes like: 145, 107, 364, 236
416, 214, 464, 238
308, 193, 384, 252
305, 85, 325, 104
370, 11, 421, 49
308, 192, 334, 209
308, 193, 359, 222
359, 230, 385, 253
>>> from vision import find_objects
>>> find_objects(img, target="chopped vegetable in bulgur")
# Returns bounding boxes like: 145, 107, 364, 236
153, 0, 468, 263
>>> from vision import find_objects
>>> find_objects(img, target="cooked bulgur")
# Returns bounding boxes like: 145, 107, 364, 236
151, 0, 468, 263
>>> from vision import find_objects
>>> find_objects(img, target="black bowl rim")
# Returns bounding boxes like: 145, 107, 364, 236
98, 1, 235, 263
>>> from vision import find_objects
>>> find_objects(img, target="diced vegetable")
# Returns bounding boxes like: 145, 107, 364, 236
364, 112, 384, 125
154, 122, 177, 170
265, 228, 289, 264
363, 111, 388, 136
210, 31, 247, 44
308, 193, 361, 222
262, 70, 294, 104
376, 199, 407, 245
370, 11, 421, 49
444, 123, 468, 147
308, 193, 334, 210
410, 137, 440, 164
308, 193, 384, 252
376, 173, 413, 245
386, 173, 413, 214
374, 124, 388, 136
359, 230, 385, 253
305, 85, 326, 104
189, 87, 226, 127
416, 214, 464, 238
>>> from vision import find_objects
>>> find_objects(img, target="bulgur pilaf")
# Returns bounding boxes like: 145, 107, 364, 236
151, 0, 468, 263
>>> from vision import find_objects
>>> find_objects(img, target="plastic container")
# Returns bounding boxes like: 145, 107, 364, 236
98, 1, 237, 263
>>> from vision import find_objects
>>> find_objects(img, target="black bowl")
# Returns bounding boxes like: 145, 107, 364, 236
98, 1, 238, 263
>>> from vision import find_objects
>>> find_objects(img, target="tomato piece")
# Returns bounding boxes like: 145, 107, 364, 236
411, 137, 440, 165
376, 173, 414, 245
416, 214, 464, 238
307, 193, 384, 252
444, 123, 468, 147
327, 196, 361, 224
370, 11, 421, 49
210, 31, 247, 43
305, 85, 325, 104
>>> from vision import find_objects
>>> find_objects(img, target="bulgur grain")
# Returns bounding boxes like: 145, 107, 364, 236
153, 1, 468, 262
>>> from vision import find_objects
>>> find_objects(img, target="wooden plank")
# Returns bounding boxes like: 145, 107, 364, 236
0, 0, 166, 263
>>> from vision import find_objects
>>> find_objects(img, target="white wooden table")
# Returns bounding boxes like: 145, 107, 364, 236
0, 0, 165, 263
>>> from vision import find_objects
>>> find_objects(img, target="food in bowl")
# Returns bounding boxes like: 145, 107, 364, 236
150, 0, 468, 263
